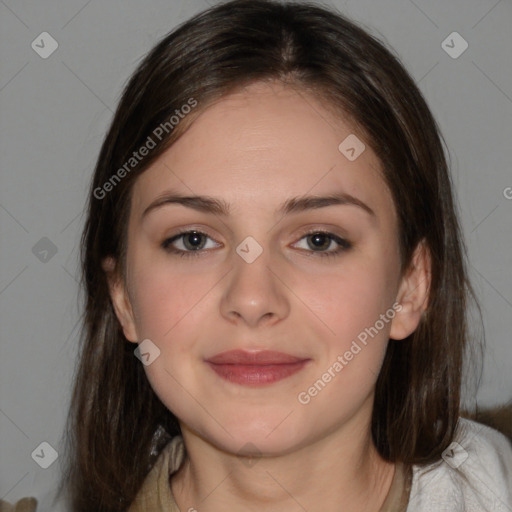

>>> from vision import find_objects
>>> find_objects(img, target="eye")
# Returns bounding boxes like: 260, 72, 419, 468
161, 229, 352, 259
292, 230, 352, 259
161, 230, 220, 257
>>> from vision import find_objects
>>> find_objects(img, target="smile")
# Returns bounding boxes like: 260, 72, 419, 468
205, 350, 311, 386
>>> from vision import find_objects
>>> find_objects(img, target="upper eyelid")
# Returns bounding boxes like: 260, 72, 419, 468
167, 226, 347, 239
167, 222, 349, 237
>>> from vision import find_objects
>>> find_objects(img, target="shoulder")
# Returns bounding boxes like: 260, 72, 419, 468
406, 418, 512, 512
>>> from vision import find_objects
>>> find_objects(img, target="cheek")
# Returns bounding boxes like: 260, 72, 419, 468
294, 267, 395, 414
299, 259, 396, 342
294, 255, 398, 401
129, 263, 210, 341
130, 268, 209, 406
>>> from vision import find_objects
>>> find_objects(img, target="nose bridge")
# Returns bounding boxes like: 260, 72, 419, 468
220, 236, 289, 327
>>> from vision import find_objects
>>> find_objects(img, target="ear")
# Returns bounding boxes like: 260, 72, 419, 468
102, 256, 138, 343
389, 239, 431, 341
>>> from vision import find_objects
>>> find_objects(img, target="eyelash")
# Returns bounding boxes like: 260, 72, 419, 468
161, 229, 352, 259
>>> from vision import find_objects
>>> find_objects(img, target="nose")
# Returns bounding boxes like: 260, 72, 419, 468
220, 244, 290, 328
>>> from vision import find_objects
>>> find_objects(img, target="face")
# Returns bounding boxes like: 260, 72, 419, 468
106, 81, 429, 456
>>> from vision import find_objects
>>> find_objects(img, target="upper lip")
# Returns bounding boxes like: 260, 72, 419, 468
206, 350, 308, 365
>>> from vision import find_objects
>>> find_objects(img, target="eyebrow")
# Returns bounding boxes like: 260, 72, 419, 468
141, 191, 376, 220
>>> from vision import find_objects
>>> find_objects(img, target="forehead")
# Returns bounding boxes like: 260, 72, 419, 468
130, 81, 393, 222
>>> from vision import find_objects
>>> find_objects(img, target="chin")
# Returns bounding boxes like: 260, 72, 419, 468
203, 416, 309, 457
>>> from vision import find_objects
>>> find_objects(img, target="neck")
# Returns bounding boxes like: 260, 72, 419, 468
171, 417, 395, 512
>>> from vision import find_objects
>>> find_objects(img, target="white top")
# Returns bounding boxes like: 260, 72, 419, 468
406, 418, 512, 511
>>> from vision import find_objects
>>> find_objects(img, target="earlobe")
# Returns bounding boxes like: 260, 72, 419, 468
389, 240, 431, 341
102, 257, 139, 343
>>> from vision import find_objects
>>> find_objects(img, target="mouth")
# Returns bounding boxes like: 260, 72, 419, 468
205, 350, 311, 386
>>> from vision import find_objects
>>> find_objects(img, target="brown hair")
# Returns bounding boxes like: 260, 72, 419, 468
57, 1, 481, 510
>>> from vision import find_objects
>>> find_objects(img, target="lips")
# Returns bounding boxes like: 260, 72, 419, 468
205, 350, 310, 386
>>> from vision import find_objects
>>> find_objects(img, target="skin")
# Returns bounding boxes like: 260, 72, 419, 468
105, 81, 430, 512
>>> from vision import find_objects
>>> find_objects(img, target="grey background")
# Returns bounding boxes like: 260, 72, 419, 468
0, 0, 511, 509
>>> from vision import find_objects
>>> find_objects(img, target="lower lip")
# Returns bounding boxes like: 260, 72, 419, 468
206, 361, 309, 386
